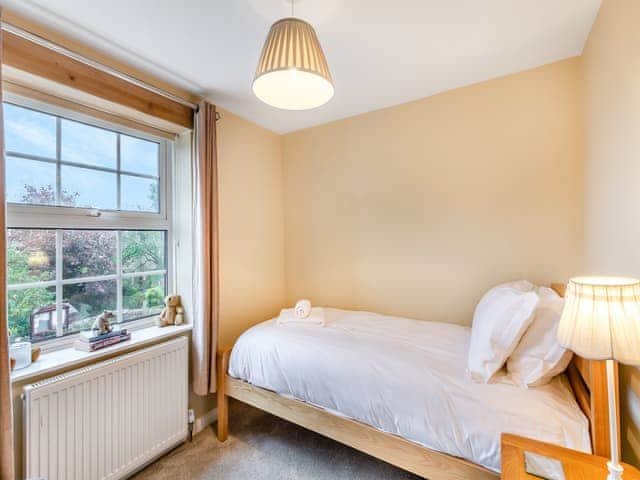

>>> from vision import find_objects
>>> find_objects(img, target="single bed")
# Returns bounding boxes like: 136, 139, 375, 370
216, 284, 618, 480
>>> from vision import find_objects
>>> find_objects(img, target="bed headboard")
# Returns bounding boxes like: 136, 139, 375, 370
550, 282, 619, 458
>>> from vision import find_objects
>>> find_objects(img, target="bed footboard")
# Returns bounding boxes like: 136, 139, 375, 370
216, 346, 233, 441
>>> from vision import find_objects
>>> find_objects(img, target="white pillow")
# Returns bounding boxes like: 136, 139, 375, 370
507, 286, 573, 387
467, 281, 538, 383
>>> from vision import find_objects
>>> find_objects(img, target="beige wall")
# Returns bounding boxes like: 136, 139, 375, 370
282, 58, 584, 325
582, 0, 640, 467
217, 109, 286, 346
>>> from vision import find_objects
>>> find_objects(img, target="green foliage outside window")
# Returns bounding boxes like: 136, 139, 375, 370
7, 186, 166, 341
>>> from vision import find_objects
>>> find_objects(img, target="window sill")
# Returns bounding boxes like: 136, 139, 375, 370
10, 323, 193, 384
36, 317, 158, 354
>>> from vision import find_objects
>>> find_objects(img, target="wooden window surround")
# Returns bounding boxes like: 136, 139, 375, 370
1, 10, 198, 131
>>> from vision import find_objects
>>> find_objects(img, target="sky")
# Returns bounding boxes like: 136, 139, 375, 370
4, 103, 160, 212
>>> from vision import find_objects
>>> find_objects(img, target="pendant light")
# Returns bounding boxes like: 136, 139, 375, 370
253, 1, 334, 110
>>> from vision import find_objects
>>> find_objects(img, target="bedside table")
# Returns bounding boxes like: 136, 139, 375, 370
501, 434, 640, 479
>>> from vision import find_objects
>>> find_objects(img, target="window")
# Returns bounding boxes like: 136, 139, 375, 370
4, 97, 172, 343
5, 103, 161, 212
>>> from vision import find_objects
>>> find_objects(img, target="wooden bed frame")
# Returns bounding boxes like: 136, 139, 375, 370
216, 283, 619, 480
501, 434, 639, 479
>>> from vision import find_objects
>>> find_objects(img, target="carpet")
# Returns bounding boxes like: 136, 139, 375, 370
131, 399, 422, 479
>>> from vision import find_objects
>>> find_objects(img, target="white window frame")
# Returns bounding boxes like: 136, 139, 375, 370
5, 93, 174, 352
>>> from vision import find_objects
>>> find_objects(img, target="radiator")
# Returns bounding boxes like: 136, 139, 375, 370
23, 336, 189, 480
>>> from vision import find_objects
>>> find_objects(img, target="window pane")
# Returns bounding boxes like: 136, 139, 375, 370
61, 165, 117, 209
63, 230, 116, 279
8, 286, 56, 341
6, 157, 56, 205
123, 274, 165, 322
7, 229, 56, 285
4, 103, 56, 158
121, 230, 165, 273
121, 135, 159, 176
121, 175, 159, 212
63, 280, 117, 334
61, 119, 116, 169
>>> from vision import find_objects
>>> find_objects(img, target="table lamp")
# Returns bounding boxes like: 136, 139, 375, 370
558, 276, 640, 480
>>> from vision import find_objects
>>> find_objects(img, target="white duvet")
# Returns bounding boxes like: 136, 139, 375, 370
228, 308, 591, 474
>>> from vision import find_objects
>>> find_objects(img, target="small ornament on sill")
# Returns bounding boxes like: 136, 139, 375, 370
92, 311, 115, 336
156, 294, 183, 327
31, 346, 41, 363
75, 311, 130, 352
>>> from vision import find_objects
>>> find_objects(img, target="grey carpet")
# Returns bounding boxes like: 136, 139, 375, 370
131, 399, 422, 479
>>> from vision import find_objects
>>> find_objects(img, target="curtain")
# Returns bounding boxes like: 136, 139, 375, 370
0, 23, 16, 480
191, 101, 220, 395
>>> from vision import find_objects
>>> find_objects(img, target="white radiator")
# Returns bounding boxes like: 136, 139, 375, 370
23, 336, 189, 480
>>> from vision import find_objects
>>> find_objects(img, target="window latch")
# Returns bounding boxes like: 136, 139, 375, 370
87, 209, 102, 217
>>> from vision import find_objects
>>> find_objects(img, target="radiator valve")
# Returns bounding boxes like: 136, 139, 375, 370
187, 408, 195, 442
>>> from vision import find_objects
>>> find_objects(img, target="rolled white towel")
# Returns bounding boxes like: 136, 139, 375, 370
278, 307, 325, 326
294, 299, 312, 319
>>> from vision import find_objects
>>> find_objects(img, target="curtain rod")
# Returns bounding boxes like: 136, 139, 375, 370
1, 21, 199, 111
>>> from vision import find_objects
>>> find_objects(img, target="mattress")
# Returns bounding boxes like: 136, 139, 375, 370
228, 308, 591, 474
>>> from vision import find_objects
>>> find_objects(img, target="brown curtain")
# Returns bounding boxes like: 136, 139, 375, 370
192, 101, 220, 395
0, 23, 16, 480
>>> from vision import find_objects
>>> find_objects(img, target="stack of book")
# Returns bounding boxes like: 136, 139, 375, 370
74, 329, 131, 352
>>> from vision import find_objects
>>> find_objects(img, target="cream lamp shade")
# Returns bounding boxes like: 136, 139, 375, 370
558, 276, 640, 365
253, 17, 334, 110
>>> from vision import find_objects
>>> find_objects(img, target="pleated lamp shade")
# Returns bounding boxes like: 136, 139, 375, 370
253, 17, 334, 110
558, 276, 640, 365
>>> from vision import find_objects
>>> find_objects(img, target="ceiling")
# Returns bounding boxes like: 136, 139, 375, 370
0, 0, 601, 134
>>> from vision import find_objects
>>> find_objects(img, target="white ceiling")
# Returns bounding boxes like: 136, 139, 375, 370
1, 0, 601, 134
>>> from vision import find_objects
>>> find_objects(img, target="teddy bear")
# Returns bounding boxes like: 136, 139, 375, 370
157, 294, 182, 327
174, 305, 185, 326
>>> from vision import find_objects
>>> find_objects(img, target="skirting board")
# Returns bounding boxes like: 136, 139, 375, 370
195, 407, 218, 435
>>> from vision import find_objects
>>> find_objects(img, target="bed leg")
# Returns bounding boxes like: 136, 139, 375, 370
216, 347, 232, 442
